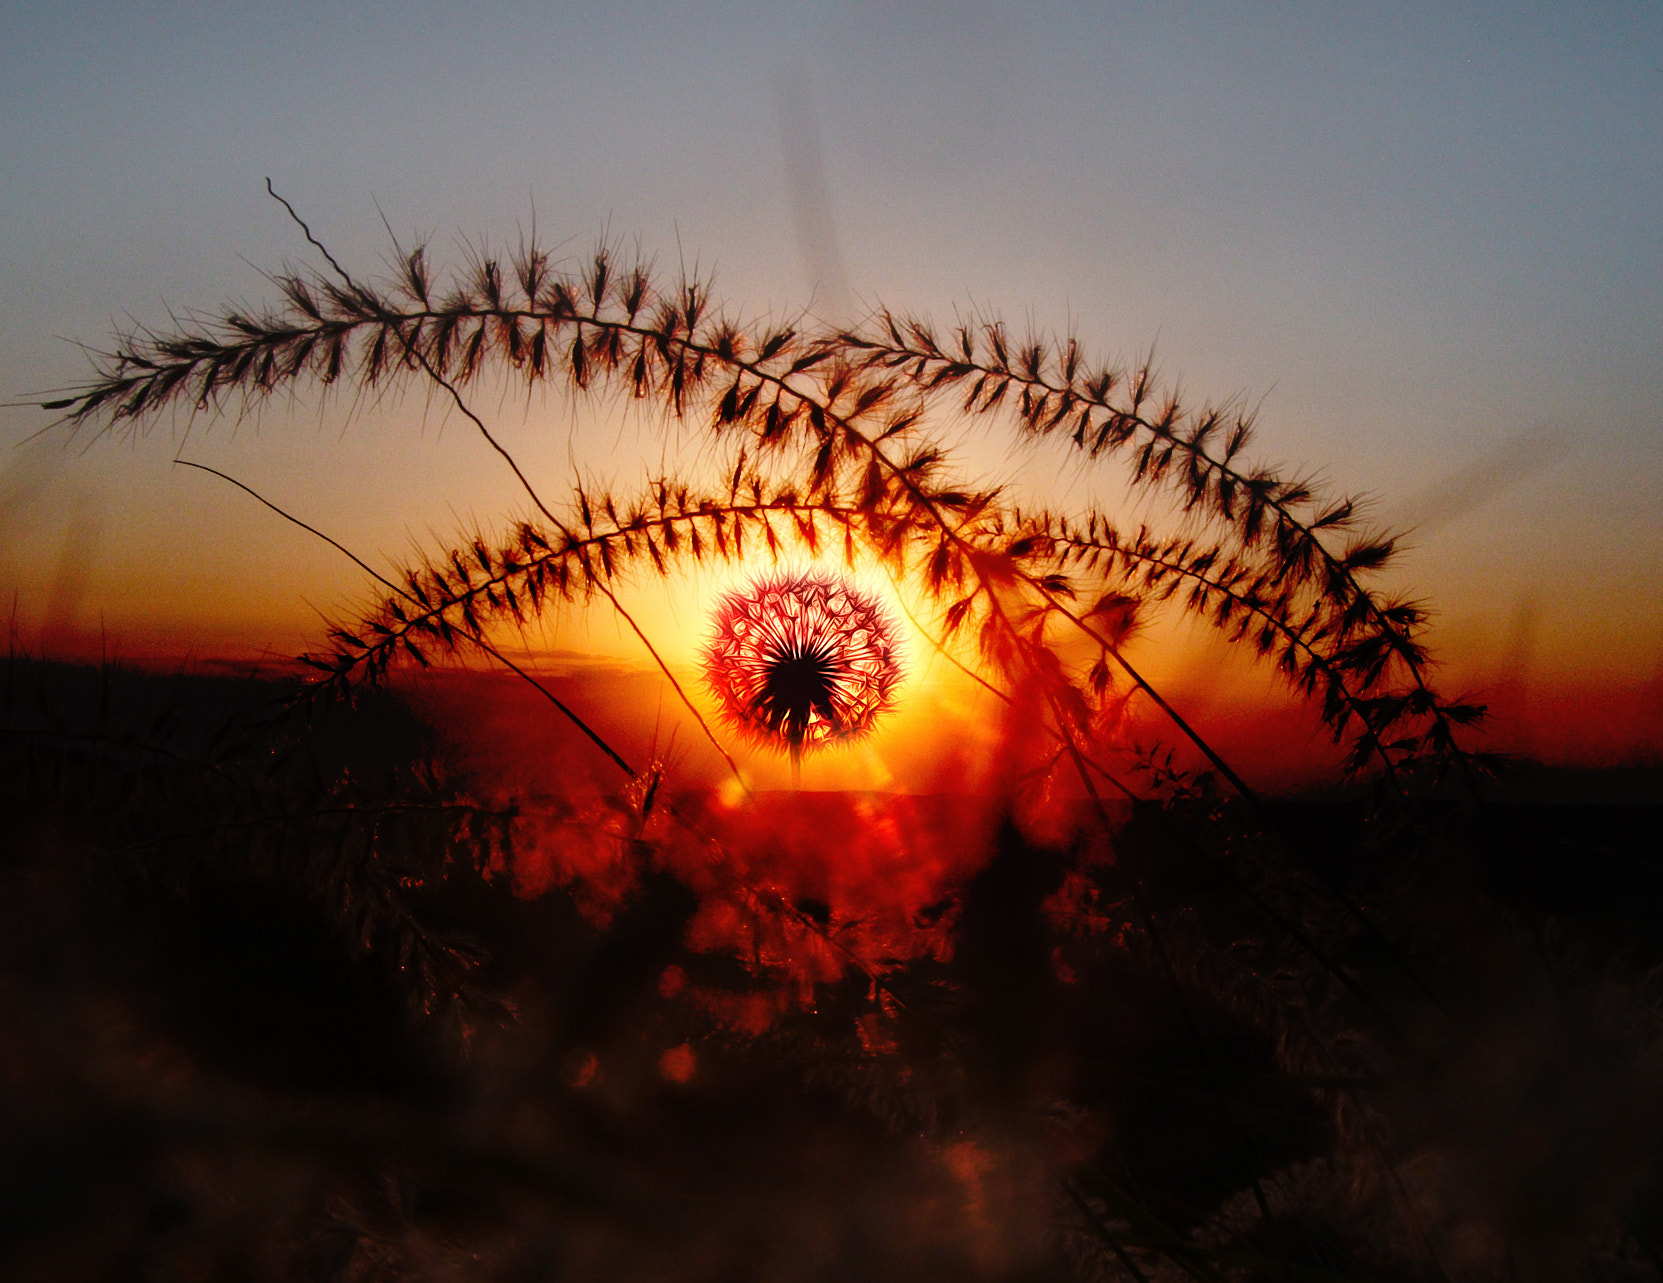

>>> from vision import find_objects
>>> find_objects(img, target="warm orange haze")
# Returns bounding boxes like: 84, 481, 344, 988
14, 544, 1658, 794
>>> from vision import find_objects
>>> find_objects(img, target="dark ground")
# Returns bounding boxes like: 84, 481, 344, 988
4, 656, 1663, 1281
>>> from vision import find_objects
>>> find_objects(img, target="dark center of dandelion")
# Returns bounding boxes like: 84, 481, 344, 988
750, 644, 841, 754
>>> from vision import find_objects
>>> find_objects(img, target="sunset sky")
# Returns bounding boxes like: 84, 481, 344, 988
2, 1, 1660, 781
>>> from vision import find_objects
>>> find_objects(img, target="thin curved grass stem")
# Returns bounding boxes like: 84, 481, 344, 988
60, 239, 1448, 800
180, 457, 913, 1014
1043, 592, 1444, 1011
886, 555, 1419, 1017
1050, 531, 1404, 796
462, 635, 638, 778
265, 180, 567, 534
175, 459, 637, 779
260, 187, 750, 798
590, 576, 752, 798
853, 321, 1478, 792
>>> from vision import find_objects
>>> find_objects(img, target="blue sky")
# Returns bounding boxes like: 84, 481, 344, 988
2, 1, 1659, 702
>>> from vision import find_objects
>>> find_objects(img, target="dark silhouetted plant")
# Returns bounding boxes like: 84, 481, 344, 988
46, 189, 1486, 813
37, 193, 1663, 1283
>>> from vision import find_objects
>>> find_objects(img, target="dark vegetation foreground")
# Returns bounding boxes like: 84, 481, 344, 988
5, 655, 1663, 1282
29, 204, 1611, 1280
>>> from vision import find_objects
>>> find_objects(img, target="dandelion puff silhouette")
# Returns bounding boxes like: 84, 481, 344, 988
703, 570, 902, 782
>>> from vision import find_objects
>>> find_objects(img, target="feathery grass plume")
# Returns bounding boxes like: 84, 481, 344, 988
32, 194, 1552, 1279
40, 196, 1486, 975
838, 313, 1492, 791
48, 201, 1476, 1041
45, 195, 1472, 1008
45, 222, 1485, 806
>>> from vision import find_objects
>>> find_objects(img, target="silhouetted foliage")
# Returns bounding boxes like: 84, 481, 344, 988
15, 196, 1661, 1280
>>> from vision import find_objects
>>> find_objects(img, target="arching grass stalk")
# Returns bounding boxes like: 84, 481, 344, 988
842, 313, 1489, 793
43, 206, 1480, 811
34, 188, 1524, 1282
175, 457, 925, 1025
38, 193, 1481, 1023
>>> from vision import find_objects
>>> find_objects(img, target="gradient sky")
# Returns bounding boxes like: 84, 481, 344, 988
2, 1, 1660, 773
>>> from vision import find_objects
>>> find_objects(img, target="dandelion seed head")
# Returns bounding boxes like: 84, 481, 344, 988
703, 570, 902, 757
